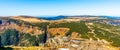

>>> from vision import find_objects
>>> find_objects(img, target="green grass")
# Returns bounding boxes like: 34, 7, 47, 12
93, 22, 120, 47
2, 18, 120, 47
49, 21, 90, 36
33, 22, 49, 30
49, 21, 120, 47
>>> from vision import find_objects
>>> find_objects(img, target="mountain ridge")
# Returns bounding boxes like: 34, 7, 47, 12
0, 15, 120, 50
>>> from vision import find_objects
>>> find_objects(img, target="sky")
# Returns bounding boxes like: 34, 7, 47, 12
0, 0, 120, 16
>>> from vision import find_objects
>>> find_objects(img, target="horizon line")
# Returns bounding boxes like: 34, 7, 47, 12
0, 15, 120, 17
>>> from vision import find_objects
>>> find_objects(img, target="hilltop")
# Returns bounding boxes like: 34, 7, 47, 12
9, 16, 48, 23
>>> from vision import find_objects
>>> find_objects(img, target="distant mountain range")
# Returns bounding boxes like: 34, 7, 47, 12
38, 15, 120, 20
102, 16, 120, 20
38, 15, 67, 20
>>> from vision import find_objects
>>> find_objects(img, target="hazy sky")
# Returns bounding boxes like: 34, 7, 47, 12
0, 0, 120, 16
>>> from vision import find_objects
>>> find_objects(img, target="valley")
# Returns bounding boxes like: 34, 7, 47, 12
0, 16, 120, 50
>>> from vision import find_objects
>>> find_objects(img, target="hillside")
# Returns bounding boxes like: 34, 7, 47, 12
0, 16, 120, 50
48, 21, 120, 47
9, 16, 48, 23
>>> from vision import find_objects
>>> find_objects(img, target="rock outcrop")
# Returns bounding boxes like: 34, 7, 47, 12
46, 36, 119, 50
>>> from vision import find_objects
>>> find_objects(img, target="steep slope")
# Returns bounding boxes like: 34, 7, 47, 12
0, 29, 45, 46
0, 17, 48, 46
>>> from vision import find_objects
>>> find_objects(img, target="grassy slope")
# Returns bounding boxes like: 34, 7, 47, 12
3, 18, 120, 47
9, 18, 49, 30
93, 23, 120, 47
49, 21, 90, 36
49, 21, 120, 47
